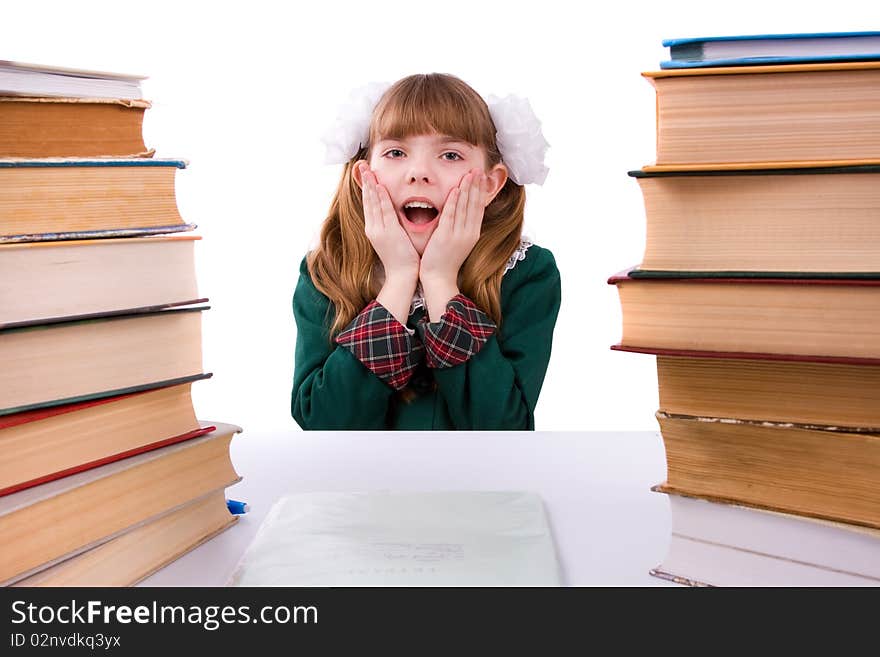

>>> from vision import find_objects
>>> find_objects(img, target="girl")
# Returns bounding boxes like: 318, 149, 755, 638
292, 73, 561, 430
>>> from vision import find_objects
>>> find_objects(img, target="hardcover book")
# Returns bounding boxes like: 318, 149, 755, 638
608, 269, 880, 360
638, 350, 880, 430
0, 306, 207, 415
652, 489, 880, 587
0, 235, 204, 327
0, 158, 190, 242
0, 97, 153, 159
0, 60, 145, 99
655, 412, 880, 529
0, 235, 205, 329
629, 165, 880, 273
0, 380, 212, 496
661, 31, 880, 69
642, 62, 880, 167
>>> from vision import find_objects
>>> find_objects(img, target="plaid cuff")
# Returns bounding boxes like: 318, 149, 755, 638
335, 300, 424, 390
419, 294, 496, 369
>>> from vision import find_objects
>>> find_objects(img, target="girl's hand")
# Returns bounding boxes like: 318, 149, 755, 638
419, 169, 489, 321
360, 163, 420, 324
360, 164, 420, 279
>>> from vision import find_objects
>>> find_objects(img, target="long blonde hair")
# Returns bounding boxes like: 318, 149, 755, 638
308, 73, 526, 336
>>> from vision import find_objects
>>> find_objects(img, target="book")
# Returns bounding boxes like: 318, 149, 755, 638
642, 62, 880, 168
0, 97, 153, 159
0, 422, 241, 586
649, 351, 880, 431
229, 491, 562, 586
0, 306, 207, 416
651, 489, 880, 586
0, 235, 204, 327
655, 412, 880, 529
661, 31, 880, 69
12, 489, 236, 587
0, 60, 145, 99
0, 158, 192, 243
0, 380, 213, 496
629, 165, 880, 273
608, 269, 880, 360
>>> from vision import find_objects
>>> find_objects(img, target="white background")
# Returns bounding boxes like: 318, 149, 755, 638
6, 1, 875, 432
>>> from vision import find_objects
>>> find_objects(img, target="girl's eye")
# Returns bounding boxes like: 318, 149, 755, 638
384, 149, 405, 158
441, 152, 462, 161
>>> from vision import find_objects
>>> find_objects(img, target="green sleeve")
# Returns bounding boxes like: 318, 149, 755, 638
432, 245, 562, 430
291, 257, 395, 430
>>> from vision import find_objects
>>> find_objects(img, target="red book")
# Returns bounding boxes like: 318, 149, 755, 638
0, 380, 213, 497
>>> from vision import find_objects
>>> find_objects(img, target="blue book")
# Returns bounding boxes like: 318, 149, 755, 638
661, 31, 880, 69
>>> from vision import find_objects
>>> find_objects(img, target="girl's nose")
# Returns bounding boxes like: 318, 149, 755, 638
406, 158, 432, 184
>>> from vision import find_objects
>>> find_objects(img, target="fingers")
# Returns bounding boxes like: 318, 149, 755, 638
360, 165, 379, 234
454, 169, 486, 235
465, 169, 485, 232
454, 172, 472, 230
376, 183, 397, 230
358, 162, 397, 232
437, 185, 459, 234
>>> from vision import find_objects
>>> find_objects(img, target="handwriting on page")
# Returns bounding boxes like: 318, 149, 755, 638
324, 542, 465, 575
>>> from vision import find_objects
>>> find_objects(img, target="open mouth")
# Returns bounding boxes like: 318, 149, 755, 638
401, 200, 439, 225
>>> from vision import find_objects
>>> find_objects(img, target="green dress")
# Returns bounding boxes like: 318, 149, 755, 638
291, 241, 561, 430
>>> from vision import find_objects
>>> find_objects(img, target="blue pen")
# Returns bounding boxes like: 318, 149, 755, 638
227, 499, 250, 515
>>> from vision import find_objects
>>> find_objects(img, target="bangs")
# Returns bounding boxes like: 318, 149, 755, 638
370, 74, 497, 154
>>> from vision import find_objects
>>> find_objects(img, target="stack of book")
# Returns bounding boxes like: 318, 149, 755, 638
0, 61, 242, 587
609, 33, 880, 587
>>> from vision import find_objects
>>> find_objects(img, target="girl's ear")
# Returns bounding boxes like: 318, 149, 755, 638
484, 163, 509, 206
351, 160, 367, 189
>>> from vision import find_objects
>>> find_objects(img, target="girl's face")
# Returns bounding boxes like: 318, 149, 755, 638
366, 133, 499, 255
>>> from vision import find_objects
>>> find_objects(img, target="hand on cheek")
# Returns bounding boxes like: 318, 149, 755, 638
419, 168, 489, 322
359, 162, 420, 324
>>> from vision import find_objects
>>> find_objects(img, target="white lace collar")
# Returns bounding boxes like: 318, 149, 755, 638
409, 238, 533, 315
504, 237, 534, 274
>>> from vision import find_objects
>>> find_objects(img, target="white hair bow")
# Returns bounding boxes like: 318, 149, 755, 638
321, 82, 550, 186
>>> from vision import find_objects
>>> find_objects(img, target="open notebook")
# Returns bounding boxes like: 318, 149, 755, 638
229, 491, 562, 586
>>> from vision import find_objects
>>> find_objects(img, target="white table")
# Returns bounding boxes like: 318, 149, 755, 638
139, 429, 677, 587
